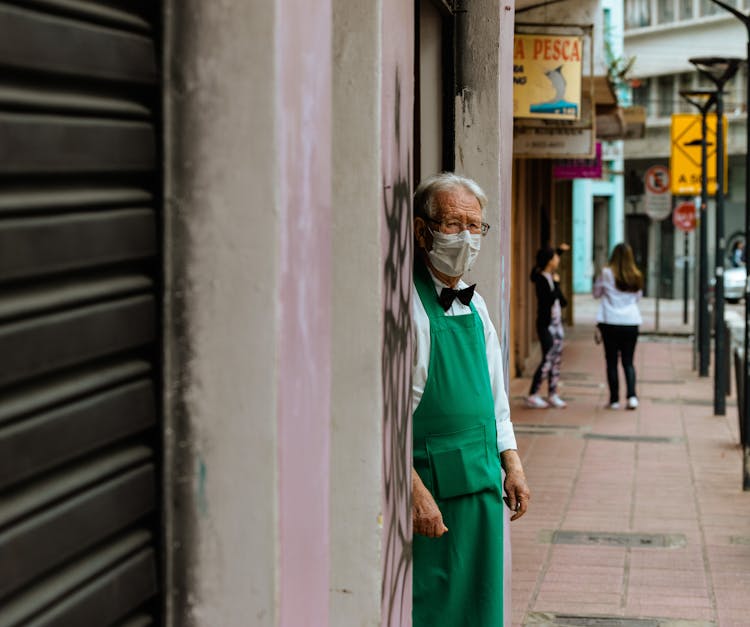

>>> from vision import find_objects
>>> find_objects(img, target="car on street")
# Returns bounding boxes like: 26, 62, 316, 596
724, 265, 746, 303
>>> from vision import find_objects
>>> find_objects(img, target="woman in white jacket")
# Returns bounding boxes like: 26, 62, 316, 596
593, 243, 644, 410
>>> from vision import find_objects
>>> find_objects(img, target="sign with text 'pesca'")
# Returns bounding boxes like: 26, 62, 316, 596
513, 33, 582, 121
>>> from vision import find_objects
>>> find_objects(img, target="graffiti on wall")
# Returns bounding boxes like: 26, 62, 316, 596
381, 73, 413, 627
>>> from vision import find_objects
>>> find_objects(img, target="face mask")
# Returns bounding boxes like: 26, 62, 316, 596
427, 228, 482, 277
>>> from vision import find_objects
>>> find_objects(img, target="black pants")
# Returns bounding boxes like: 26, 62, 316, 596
598, 324, 639, 403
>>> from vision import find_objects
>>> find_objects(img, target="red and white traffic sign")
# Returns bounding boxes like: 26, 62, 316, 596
644, 165, 672, 221
672, 201, 697, 233
645, 165, 670, 194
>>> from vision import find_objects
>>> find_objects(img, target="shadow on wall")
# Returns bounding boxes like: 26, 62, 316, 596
381, 72, 414, 626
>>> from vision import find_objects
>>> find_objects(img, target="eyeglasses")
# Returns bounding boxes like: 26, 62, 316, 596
426, 217, 491, 236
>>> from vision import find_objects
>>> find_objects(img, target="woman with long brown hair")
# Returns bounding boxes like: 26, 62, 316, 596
593, 243, 643, 410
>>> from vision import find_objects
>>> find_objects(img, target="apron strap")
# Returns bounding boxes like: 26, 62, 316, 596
414, 257, 477, 322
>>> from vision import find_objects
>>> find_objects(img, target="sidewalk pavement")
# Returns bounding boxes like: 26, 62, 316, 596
575, 294, 696, 336
509, 296, 750, 626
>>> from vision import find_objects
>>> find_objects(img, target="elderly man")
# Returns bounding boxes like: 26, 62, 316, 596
411, 172, 529, 626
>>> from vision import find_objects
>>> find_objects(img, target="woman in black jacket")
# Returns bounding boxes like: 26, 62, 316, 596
526, 245, 569, 408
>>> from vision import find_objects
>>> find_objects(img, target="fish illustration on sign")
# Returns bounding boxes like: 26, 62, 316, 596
530, 65, 579, 116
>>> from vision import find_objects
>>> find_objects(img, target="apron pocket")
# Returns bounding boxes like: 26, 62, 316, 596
426, 424, 494, 500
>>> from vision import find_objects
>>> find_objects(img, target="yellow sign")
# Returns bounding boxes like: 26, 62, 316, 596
513, 34, 582, 121
670, 113, 727, 196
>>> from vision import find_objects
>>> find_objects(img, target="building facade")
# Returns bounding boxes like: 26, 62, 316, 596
623, 0, 747, 298
510, 0, 627, 375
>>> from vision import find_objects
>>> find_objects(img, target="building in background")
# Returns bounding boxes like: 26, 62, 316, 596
510, 0, 631, 376
623, 0, 747, 298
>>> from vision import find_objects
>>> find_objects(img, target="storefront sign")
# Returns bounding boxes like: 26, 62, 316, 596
552, 142, 602, 179
513, 126, 593, 158
513, 93, 595, 159
513, 33, 583, 121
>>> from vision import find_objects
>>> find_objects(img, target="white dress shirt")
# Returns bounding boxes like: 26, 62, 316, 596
593, 267, 643, 325
412, 269, 517, 456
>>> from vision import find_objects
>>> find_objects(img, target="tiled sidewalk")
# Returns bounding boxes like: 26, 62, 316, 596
509, 320, 750, 626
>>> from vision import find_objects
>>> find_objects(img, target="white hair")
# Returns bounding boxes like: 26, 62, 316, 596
413, 172, 488, 219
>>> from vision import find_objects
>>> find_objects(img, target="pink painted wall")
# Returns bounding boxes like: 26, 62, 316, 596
380, 2, 414, 626
277, 1, 333, 625
499, 5, 517, 625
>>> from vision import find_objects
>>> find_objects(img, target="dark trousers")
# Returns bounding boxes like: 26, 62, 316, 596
599, 324, 639, 403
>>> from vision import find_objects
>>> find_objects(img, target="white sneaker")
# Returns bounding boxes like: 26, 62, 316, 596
525, 394, 549, 409
607, 402, 620, 410
548, 394, 567, 408
627, 396, 639, 410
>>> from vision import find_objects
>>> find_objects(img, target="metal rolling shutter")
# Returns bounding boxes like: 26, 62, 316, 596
0, 2, 161, 625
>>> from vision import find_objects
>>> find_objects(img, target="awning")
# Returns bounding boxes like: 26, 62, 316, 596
580, 76, 645, 140
622, 106, 646, 139
582, 75, 618, 107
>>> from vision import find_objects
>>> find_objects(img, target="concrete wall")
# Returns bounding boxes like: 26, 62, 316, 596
330, 1, 384, 625
164, 1, 332, 625
456, 1, 511, 336
164, 2, 519, 626
276, 1, 333, 624
163, 2, 281, 625
625, 15, 745, 77
455, 2, 516, 622
380, 2, 414, 625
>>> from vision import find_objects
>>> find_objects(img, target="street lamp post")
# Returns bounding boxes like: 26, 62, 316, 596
680, 90, 717, 379
708, 0, 750, 490
689, 57, 742, 417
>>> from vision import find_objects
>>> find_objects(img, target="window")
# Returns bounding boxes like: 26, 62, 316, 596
657, 75, 675, 117
700, 0, 721, 15
625, 0, 651, 29
677, 73, 695, 113
680, 0, 695, 19
656, 0, 676, 23
725, 66, 746, 114
632, 78, 652, 116
696, 70, 714, 91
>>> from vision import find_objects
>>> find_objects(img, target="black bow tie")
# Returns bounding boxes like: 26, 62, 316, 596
438, 284, 476, 311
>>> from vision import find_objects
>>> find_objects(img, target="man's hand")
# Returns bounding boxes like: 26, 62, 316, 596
412, 468, 448, 538
558, 242, 571, 251
500, 450, 530, 521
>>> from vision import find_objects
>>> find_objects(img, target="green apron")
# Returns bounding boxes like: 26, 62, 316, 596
412, 259, 504, 627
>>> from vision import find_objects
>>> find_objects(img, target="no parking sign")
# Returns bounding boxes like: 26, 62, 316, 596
644, 165, 672, 221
